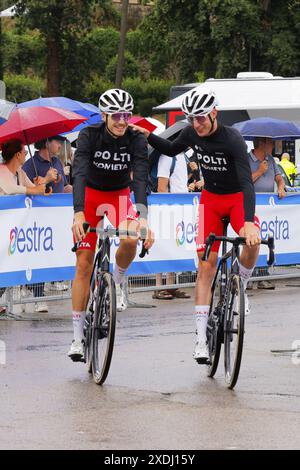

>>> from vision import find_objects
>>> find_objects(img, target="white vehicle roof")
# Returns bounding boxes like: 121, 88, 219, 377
154, 73, 300, 125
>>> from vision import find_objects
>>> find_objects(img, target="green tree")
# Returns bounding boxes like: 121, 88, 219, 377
15, 0, 96, 96
105, 51, 139, 82
60, 26, 119, 100
260, 0, 300, 75
3, 29, 46, 76
139, 0, 300, 82
140, 0, 210, 83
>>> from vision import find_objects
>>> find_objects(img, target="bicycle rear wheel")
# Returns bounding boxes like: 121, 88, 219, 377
92, 272, 116, 385
224, 274, 245, 389
207, 276, 223, 377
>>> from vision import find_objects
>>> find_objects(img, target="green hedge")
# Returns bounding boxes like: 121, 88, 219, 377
4, 73, 46, 102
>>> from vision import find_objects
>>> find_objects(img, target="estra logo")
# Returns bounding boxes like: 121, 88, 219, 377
8, 222, 54, 255
175, 221, 197, 247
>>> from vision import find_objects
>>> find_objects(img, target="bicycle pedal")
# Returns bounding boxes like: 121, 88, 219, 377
70, 355, 85, 363
196, 357, 210, 365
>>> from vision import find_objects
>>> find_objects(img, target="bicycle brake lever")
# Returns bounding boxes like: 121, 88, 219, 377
202, 233, 215, 261
71, 243, 78, 253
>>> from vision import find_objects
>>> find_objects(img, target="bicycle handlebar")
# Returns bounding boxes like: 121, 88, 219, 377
202, 233, 275, 266
72, 222, 149, 258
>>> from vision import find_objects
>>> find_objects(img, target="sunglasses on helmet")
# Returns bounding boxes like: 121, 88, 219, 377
110, 112, 132, 122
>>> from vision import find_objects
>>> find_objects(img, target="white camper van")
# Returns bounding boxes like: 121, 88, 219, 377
154, 72, 300, 165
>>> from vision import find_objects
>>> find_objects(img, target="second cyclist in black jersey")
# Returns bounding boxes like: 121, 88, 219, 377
130, 86, 261, 364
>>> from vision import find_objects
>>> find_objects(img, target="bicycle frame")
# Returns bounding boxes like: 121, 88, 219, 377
205, 218, 275, 388
211, 219, 241, 304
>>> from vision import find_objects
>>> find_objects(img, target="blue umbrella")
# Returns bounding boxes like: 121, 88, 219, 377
233, 117, 300, 140
19, 97, 101, 131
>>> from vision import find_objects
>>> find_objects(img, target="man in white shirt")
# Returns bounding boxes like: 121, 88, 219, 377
152, 151, 191, 300
157, 151, 188, 193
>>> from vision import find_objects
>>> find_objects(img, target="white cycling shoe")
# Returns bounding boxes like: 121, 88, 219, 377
116, 283, 127, 312
68, 339, 85, 362
193, 340, 209, 364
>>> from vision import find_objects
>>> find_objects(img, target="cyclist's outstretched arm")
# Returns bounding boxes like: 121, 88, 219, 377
129, 123, 189, 157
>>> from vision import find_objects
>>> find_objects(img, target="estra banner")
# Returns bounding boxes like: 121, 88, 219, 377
0, 192, 299, 286
125, 192, 300, 274
0, 194, 75, 287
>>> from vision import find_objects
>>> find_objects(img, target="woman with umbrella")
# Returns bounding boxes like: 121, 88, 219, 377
0, 138, 46, 196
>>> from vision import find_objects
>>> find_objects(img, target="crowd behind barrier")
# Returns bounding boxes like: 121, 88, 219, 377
1, 192, 300, 314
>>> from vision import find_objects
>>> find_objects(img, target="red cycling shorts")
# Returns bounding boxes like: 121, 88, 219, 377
77, 186, 138, 251
196, 189, 260, 253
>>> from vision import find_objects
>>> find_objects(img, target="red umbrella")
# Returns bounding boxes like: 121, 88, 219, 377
0, 106, 87, 146
129, 115, 157, 133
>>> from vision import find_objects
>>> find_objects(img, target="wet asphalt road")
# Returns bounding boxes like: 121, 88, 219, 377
1, 282, 300, 450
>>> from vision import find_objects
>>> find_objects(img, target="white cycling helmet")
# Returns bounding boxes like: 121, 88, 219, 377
98, 88, 134, 113
181, 86, 218, 117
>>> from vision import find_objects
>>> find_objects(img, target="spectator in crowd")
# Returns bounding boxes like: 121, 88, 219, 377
22, 135, 72, 312
59, 139, 74, 185
249, 137, 286, 197
152, 151, 190, 300
248, 137, 286, 290
0, 138, 46, 314
279, 152, 297, 184
22, 135, 72, 194
0, 138, 46, 196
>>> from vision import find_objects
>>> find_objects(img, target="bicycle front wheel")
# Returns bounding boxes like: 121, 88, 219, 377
207, 276, 222, 378
224, 274, 245, 389
92, 272, 116, 385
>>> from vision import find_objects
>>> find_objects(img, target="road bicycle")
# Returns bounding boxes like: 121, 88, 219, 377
202, 218, 275, 389
72, 221, 148, 385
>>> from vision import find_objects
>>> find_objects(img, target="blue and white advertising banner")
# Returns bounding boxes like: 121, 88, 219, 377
120, 192, 300, 275
0, 194, 75, 287
0, 192, 299, 286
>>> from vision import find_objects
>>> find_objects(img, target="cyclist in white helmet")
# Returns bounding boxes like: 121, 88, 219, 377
130, 85, 260, 364
69, 88, 154, 362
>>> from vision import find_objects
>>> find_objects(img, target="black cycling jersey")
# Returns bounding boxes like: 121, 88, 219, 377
148, 124, 255, 221
73, 123, 149, 218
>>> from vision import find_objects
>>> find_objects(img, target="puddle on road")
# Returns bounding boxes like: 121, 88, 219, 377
19, 344, 60, 351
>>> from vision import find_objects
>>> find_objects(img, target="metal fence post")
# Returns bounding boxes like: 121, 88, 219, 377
123, 277, 156, 308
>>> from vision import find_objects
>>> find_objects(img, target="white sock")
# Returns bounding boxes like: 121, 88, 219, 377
113, 264, 127, 285
72, 310, 86, 342
195, 305, 210, 342
239, 264, 254, 290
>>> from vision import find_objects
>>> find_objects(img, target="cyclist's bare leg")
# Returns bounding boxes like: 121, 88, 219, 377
69, 249, 94, 357
193, 251, 218, 360
115, 219, 139, 270
195, 251, 218, 305
239, 229, 260, 292
240, 244, 259, 269
72, 250, 94, 311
